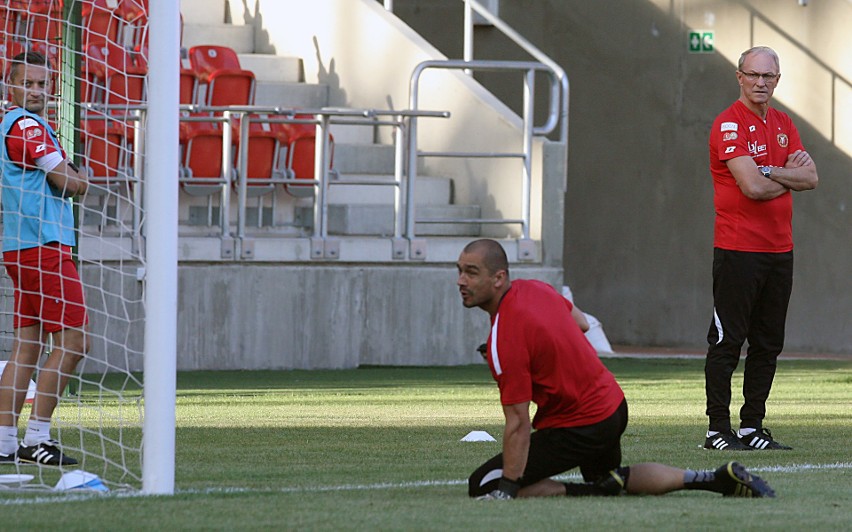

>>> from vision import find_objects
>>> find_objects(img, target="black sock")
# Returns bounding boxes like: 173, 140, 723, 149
683, 469, 722, 493
562, 482, 604, 496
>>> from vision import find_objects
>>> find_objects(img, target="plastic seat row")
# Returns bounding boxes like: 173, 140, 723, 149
1, 1, 63, 46
179, 114, 328, 197
82, 0, 148, 49
75, 113, 328, 200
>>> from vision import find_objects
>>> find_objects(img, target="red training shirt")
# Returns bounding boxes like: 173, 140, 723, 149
485, 279, 624, 429
709, 100, 804, 252
4, 108, 66, 168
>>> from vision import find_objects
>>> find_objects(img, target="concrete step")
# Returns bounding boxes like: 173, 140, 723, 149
238, 54, 303, 83
182, 23, 255, 53
324, 204, 481, 237
180, 0, 228, 26
327, 174, 450, 206
333, 143, 394, 175
333, 143, 429, 176
254, 81, 329, 108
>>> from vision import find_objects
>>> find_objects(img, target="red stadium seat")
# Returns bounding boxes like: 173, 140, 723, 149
276, 115, 335, 196
29, 41, 62, 95
179, 117, 232, 196
1, 40, 27, 83
0, 6, 14, 45
231, 115, 286, 197
188, 45, 255, 107
81, 0, 123, 46
104, 44, 146, 105
80, 117, 131, 192
179, 66, 195, 104
11, 0, 63, 44
82, 42, 146, 105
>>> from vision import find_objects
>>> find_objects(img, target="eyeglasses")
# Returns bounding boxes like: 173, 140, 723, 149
738, 70, 780, 84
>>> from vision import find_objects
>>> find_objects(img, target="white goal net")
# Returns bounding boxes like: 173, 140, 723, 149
1, 0, 176, 494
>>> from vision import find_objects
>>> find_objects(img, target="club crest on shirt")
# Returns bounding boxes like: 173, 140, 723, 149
723, 132, 738, 141
26, 127, 42, 140
777, 133, 788, 147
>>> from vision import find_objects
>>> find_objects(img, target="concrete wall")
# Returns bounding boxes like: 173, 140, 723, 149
174, 262, 561, 369
394, 0, 851, 354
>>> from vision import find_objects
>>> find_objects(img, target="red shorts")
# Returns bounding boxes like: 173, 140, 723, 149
3, 243, 89, 333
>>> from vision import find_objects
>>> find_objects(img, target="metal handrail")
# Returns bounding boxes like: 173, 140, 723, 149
175, 106, 447, 257
462, 0, 569, 143
409, 60, 557, 241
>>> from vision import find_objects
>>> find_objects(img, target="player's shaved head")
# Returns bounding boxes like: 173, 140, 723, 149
462, 239, 509, 276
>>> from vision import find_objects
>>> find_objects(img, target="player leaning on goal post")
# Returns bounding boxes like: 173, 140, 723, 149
456, 239, 775, 499
0, 51, 90, 466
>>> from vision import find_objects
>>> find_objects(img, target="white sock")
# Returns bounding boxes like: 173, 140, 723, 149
23, 419, 52, 446
706, 430, 719, 438
738, 428, 756, 437
0, 426, 18, 455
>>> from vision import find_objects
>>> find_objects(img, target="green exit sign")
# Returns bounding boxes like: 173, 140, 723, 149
688, 31, 714, 53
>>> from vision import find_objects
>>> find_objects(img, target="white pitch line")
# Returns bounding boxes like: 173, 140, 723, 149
1, 462, 850, 505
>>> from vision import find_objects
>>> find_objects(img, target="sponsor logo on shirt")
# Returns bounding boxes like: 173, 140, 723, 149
749, 125, 756, 132
777, 133, 788, 147
17, 118, 39, 130
723, 132, 737, 141
721, 122, 738, 132
747, 141, 767, 156
36, 144, 47, 153
725, 146, 736, 154
26, 127, 42, 140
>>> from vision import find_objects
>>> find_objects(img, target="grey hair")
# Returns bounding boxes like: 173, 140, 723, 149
738, 46, 780, 72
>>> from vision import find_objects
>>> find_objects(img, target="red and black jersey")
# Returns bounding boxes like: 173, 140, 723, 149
709, 100, 804, 252
484, 279, 624, 429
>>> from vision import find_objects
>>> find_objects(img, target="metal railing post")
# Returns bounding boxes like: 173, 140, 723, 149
521, 69, 534, 240
220, 111, 233, 240
393, 115, 405, 240
236, 112, 250, 244
315, 113, 331, 239
463, 2, 474, 75
405, 109, 418, 241
132, 108, 145, 255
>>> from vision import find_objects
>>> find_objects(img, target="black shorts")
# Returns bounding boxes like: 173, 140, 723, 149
468, 399, 628, 497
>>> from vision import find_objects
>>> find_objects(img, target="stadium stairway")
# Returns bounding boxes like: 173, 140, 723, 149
177, 0, 481, 240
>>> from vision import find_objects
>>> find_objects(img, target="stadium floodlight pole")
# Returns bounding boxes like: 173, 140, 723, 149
142, 0, 180, 495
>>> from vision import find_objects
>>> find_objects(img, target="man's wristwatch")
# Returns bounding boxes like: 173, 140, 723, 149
759, 165, 772, 178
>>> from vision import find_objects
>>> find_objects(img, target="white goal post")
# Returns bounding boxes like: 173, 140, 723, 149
141, 0, 178, 495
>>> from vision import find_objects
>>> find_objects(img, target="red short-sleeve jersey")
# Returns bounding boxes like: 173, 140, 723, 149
4, 110, 66, 167
485, 279, 624, 429
709, 100, 804, 252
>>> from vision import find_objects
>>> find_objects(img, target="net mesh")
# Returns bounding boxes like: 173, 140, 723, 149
1, 0, 148, 492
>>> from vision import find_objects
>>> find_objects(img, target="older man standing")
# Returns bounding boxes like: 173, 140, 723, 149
704, 46, 818, 452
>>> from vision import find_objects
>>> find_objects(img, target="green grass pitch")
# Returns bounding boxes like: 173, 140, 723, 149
0, 357, 850, 529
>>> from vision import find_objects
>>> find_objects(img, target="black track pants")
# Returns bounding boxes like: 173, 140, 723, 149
705, 248, 793, 432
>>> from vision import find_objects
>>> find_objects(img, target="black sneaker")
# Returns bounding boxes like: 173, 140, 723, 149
716, 461, 776, 498
17, 440, 78, 466
739, 428, 792, 450
704, 430, 752, 451
0, 450, 16, 464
